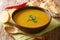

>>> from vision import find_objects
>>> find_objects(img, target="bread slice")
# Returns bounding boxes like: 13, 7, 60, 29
27, 0, 60, 17
27, 1, 40, 6
40, 0, 60, 17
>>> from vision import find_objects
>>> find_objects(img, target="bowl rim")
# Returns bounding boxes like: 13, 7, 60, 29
12, 6, 52, 29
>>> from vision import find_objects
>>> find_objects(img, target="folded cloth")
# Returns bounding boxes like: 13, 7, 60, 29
34, 18, 60, 36
12, 34, 34, 40
11, 18, 60, 40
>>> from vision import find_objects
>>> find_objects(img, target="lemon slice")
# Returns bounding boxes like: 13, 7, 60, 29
8, 9, 16, 17
0, 10, 10, 23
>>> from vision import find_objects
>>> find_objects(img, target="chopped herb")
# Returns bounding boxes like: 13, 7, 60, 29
27, 15, 37, 23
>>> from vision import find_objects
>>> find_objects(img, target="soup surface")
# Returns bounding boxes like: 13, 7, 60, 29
13, 9, 50, 28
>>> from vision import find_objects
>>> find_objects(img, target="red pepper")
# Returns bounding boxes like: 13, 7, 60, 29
5, 2, 27, 9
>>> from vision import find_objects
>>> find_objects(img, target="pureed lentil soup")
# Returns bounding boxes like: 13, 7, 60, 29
13, 9, 50, 28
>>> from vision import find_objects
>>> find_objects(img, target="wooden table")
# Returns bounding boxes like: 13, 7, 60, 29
0, 24, 14, 40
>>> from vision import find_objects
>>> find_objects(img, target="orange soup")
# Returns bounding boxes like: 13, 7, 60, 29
13, 9, 50, 28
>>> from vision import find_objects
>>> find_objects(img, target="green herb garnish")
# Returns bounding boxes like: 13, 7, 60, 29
27, 15, 37, 23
